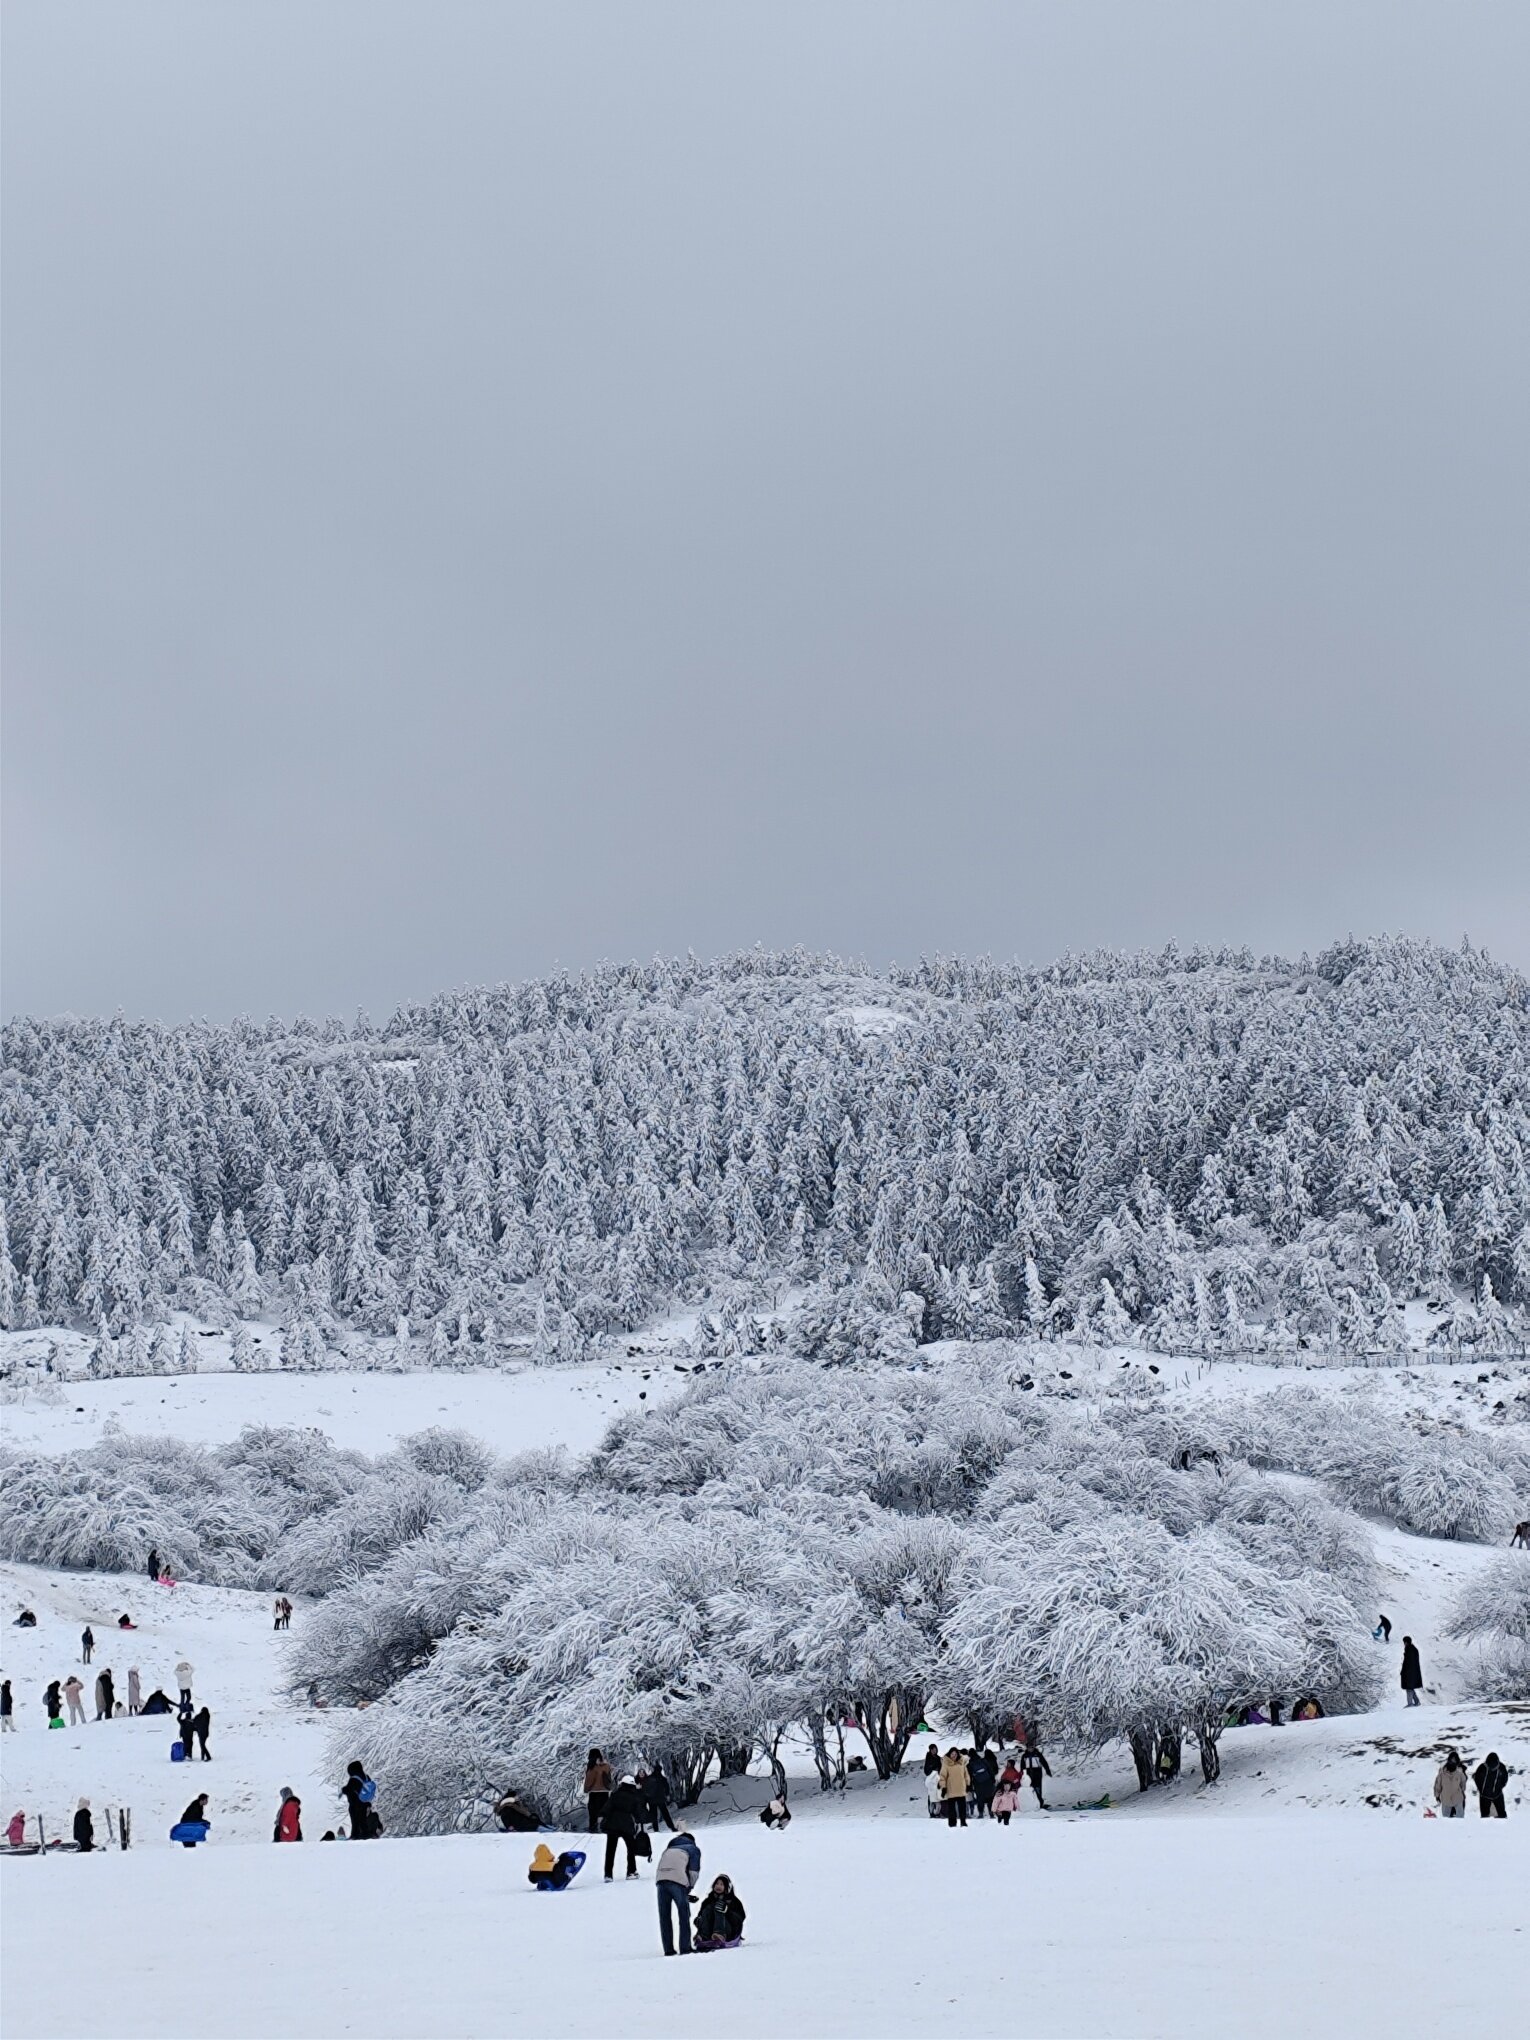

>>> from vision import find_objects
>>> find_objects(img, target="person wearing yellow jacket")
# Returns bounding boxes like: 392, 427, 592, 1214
937, 1748, 971, 1828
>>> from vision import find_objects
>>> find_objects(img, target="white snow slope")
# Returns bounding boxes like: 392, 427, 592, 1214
4, 1357, 1530, 2038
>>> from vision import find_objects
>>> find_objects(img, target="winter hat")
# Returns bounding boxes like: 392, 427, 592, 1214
620, 1774, 637, 1786
279, 1787, 296, 1803
77, 1798, 90, 1811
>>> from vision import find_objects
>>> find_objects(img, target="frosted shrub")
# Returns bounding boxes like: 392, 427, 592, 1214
1391, 1451, 1515, 1542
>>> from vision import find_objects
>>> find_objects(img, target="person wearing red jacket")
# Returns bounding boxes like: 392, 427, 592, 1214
273, 1788, 302, 1842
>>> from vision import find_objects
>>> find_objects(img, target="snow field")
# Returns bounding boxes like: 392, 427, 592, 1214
0, 1355, 671, 1457
3, 1812, 1527, 2039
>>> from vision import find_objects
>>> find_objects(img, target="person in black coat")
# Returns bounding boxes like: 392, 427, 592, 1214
602, 1774, 649, 1880
922, 1742, 942, 1776
694, 1874, 746, 1949
44, 1680, 61, 1725
1021, 1741, 1053, 1808
81, 1628, 94, 1665
1400, 1637, 1423, 1706
190, 1706, 212, 1760
73, 1800, 95, 1850
341, 1761, 379, 1838
1473, 1752, 1510, 1818
644, 1761, 678, 1833
969, 1747, 998, 1819
147, 1549, 159, 1581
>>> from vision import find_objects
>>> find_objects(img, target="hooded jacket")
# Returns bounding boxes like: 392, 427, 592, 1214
938, 1753, 971, 1800
1433, 1759, 1467, 1814
1400, 1642, 1423, 1690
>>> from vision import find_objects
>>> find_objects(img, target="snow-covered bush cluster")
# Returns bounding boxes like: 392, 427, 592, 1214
3, 937, 1529, 1369
1447, 1554, 1530, 1701
1217, 1382, 1530, 1542
9, 1347, 1530, 1823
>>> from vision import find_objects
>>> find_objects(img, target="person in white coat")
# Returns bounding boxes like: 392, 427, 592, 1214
175, 1661, 194, 1709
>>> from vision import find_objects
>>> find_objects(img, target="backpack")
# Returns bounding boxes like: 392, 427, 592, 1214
358, 1779, 376, 1805
632, 1828, 652, 1859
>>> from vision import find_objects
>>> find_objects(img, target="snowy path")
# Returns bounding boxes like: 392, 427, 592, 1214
3, 1814, 1527, 2039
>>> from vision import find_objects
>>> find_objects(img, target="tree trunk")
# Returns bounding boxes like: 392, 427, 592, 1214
808, 1714, 846, 1793
1128, 1728, 1156, 1792
1197, 1724, 1222, 1784
854, 1686, 923, 1781
717, 1744, 753, 1779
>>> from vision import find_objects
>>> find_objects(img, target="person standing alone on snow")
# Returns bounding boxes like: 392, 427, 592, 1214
938, 1748, 971, 1827
63, 1675, 85, 1726
73, 1799, 94, 1851
1401, 1637, 1424, 1707
0, 1679, 13, 1732
655, 1831, 701, 1955
127, 1667, 141, 1715
1021, 1740, 1052, 1808
273, 1788, 302, 1841
175, 1661, 194, 1710
1473, 1753, 1510, 1819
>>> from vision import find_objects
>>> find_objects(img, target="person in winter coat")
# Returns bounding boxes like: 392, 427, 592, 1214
341, 1761, 380, 1838
1021, 1741, 1052, 1809
63, 1675, 86, 1726
922, 1742, 942, 1777
655, 1832, 701, 1955
94, 1670, 115, 1720
1473, 1753, 1510, 1819
602, 1774, 649, 1880
644, 1760, 678, 1833
73, 1799, 94, 1851
6, 1811, 25, 1847
1433, 1750, 1468, 1817
127, 1668, 141, 1716
993, 1762, 1022, 1825
180, 1794, 211, 1828
583, 1748, 613, 1833
1400, 1638, 1423, 1706
81, 1627, 94, 1665
925, 1769, 944, 1818
528, 1843, 585, 1890
141, 1688, 173, 1715
175, 1661, 194, 1709
273, 1788, 302, 1842
189, 1706, 212, 1760
0, 1679, 14, 1731
117, 1614, 135, 1631
938, 1748, 971, 1827
45, 1679, 64, 1727
694, 1874, 747, 1949
969, 1746, 999, 1819
1374, 1614, 1393, 1643
494, 1790, 538, 1832
759, 1796, 791, 1829
147, 1549, 159, 1581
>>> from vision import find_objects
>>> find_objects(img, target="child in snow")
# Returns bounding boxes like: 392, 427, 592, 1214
759, 1796, 791, 1829
73, 1800, 94, 1852
694, 1875, 746, 1949
527, 1843, 585, 1890
925, 1769, 943, 1819
1, 1678, 13, 1730
992, 1763, 1022, 1825
274, 1788, 302, 1841
6, 1811, 25, 1847
494, 1790, 538, 1832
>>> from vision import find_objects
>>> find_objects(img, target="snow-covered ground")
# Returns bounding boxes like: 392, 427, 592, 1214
4, 1349, 1530, 2038
0, 1358, 673, 1457
4, 1811, 1526, 2039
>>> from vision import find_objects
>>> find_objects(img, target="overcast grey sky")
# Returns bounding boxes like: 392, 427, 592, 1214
4, 2, 1527, 1022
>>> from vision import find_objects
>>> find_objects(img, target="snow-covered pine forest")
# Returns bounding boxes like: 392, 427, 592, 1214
3, 937, 1528, 1374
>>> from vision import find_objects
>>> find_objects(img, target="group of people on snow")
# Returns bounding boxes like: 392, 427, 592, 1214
924, 1740, 1050, 1825
1432, 1749, 1511, 1819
